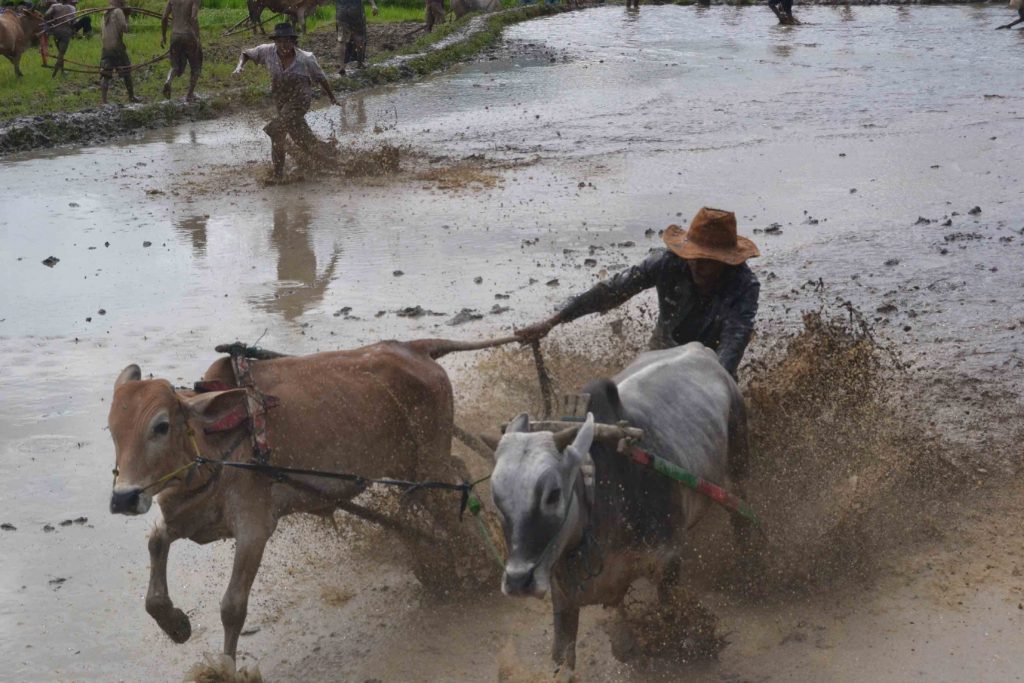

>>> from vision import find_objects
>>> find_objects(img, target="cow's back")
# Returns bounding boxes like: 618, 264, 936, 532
0, 13, 24, 54
613, 342, 738, 489
202, 341, 453, 479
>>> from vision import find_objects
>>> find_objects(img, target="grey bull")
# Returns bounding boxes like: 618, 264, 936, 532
108, 337, 506, 669
489, 342, 754, 671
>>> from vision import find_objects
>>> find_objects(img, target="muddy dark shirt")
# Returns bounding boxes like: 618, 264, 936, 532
560, 248, 760, 376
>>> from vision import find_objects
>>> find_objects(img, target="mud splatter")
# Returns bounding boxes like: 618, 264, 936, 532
183, 654, 264, 683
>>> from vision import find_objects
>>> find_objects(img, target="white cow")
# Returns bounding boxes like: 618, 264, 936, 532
490, 343, 755, 671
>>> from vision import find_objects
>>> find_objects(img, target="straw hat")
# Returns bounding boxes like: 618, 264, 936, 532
662, 207, 760, 266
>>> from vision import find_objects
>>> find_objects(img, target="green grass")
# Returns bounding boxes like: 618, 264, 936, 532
0, 0, 425, 118
0, 0, 561, 141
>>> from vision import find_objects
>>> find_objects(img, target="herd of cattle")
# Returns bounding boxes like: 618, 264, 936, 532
108, 337, 755, 673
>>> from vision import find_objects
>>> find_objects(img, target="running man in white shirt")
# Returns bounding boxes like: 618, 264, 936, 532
235, 23, 341, 179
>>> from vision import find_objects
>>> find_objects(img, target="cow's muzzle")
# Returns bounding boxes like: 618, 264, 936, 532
502, 565, 540, 597
109, 487, 152, 515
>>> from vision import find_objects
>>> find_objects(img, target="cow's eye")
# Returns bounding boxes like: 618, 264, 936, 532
153, 422, 170, 437
544, 488, 561, 507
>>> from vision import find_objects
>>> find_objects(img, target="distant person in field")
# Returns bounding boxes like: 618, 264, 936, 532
425, 0, 444, 33
768, 0, 798, 25
161, 0, 201, 101
335, 0, 377, 75
234, 23, 341, 179
44, 0, 76, 77
100, 0, 139, 104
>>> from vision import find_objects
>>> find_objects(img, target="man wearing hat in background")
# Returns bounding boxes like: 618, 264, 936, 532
516, 207, 761, 378
234, 23, 340, 179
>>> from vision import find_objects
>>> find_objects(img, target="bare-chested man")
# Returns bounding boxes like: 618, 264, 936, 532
100, 0, 139, 104
161, 0, 201, 101
44, 0, 75, 77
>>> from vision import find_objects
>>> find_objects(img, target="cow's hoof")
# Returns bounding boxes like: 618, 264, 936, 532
163, 607, 192, 643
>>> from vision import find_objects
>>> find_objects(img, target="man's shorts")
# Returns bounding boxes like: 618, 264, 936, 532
169, 33, 203, 76
100, 47, 131, 77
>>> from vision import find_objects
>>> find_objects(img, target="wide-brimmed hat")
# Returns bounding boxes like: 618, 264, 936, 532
662, 207, 760, 265
270, 23, 299, 40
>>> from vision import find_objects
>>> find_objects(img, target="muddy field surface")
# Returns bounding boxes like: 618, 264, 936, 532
1, 5, 1023, 682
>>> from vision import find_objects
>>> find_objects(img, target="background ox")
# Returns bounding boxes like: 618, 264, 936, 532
107, 338, 492, 672
489, 342, 755, 672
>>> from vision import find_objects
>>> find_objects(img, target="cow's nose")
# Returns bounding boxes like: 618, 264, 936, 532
110, 488, 142, 515
504, 566, 535, 595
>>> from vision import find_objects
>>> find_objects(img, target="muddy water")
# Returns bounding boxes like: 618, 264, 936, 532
1, 5, 1023, 682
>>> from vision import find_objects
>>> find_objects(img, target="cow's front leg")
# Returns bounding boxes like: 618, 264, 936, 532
221, 529, 271, 659
145, 521, 192, 643
551, 582, 580, 672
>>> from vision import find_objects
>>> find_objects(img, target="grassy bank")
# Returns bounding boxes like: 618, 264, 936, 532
0, 1, 564, 151
0, 0, 470, 119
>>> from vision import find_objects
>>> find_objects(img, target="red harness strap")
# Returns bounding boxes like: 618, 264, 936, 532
230, 353, 276, 464
192, 356, 280, 462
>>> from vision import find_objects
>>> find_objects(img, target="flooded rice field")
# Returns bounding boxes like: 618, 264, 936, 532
1, 4, 1023, 682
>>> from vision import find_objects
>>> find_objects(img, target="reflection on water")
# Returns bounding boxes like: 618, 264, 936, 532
175, 214, 208, 256
257, 201, 341, 322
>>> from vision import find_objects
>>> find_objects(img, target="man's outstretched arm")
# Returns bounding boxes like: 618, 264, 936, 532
516, 250, 665, 343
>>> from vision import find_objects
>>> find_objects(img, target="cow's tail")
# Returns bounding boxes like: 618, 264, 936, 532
407, 335, 519, 360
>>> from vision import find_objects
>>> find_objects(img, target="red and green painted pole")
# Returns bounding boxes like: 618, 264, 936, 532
621, 444, 762, 528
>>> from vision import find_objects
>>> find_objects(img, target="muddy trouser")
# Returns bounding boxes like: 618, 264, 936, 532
73, 16, 91, 35
264, 106, 320, 175
425, 0, 444, 31
100, 46, 134, 93
50, 31, 71, 72
169, 33, 203, 76
337, 8, 367, 65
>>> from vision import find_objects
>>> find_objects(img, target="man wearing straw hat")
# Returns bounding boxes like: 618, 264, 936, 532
234, 23, 340, 179
516, 207, 761, 378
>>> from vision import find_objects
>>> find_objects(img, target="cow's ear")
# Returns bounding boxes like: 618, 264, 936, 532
562, 413, 595, 468
506, 412, 530, 434
115, 364, 141, 389
182, 389, 248, 425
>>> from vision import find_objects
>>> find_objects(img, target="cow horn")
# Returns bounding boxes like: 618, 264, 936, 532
479, 433, 500, 452
552, 426, 580, 451
115, 364, 141, 389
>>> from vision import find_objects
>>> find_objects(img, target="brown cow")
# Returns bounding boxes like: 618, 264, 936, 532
247, 0, 326, 34
0, 7, 45, 77
108, 337, 508, 670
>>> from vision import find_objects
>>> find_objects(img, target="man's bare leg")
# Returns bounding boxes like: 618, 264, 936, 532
186, 69, 199, 102
163, 68, 174, 99
124, 72, 141, 103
